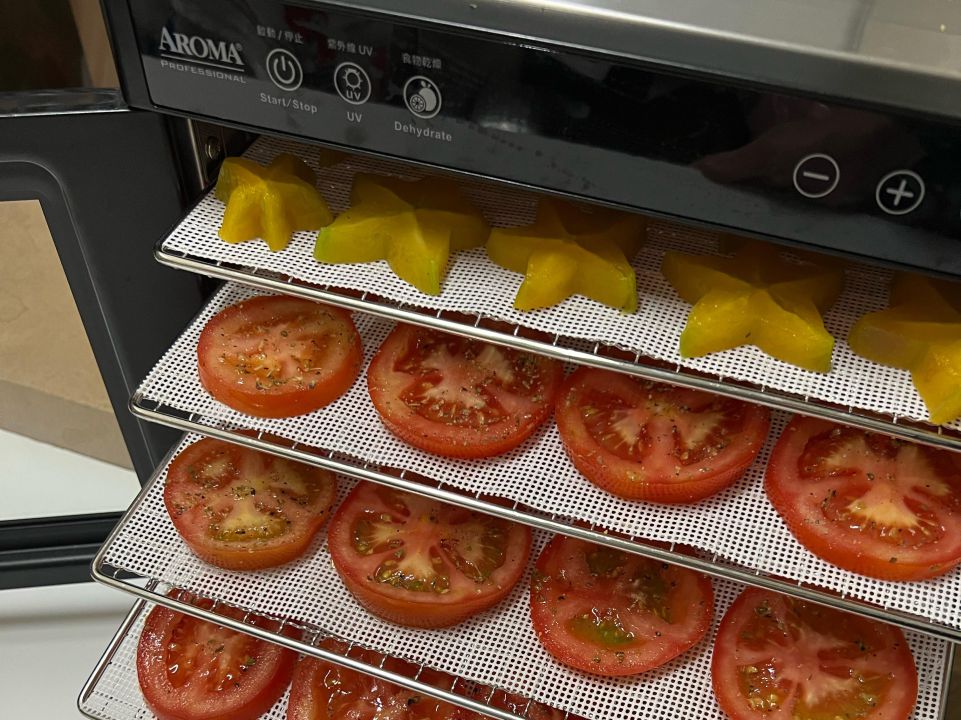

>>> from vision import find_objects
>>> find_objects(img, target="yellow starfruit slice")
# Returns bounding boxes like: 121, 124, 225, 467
486, 199, 646, 313
314, 174, 489, 295
214, 154, 332, 252
661, 242, 844, 372
849, 273, 961, 424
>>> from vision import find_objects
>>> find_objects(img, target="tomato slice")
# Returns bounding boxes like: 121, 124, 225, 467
555, 367, 770, 502
529, 534, 713, 676
766, 416, 961, 580
367, 324, 564, 458
327, 481, 532, 627
164, 438, 337, 570
288, 638, 570, 720
137, 601, 297, 720
712, 588, 917, 720
287, 638, 471, 720
197, 295, 363, 418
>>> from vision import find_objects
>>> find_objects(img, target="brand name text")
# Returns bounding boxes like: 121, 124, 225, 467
159, 26, 243, 66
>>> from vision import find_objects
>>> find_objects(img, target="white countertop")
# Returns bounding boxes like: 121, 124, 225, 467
0, 428, 142, 718
0, 582, 136, 719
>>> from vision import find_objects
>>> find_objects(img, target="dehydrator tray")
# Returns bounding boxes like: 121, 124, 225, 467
131, 281, 961, 641
77, 595, 537, 720
86, 434, 953, 720
156, 135, 961, 452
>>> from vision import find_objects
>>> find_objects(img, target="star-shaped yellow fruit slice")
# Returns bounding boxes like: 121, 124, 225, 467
486, 199, 646, 312
661, 242, 844, 372
313, 174, 489, 295
849, 273, 961, 425
214, 154, 333, 252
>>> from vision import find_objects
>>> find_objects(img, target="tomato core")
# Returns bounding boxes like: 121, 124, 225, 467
799, 427, 953, 551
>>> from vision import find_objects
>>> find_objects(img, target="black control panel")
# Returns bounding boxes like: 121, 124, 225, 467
128, 0, 961, 276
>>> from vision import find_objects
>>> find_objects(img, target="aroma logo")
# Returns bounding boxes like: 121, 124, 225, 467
159, 26, 243, 66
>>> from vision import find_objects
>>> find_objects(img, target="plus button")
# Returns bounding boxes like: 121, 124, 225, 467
884, 179, 915, 207
876, 170, 925, 216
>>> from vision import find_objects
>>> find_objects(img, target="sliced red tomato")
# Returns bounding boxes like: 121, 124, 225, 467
137, 601, 297, 720
288, 638, 573, 720
366, 324, 563, 458
529, 534, 713, 676
712, 587, 918, 720
327, 481, 532, 627
164, 438, 337, 570
287, 638, 472, 720
555, 367, 770, 503
766, 416, 961, 580
197, 294, 362, 418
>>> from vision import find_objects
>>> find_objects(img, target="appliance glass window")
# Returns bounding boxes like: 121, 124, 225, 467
0, 200, 139, 521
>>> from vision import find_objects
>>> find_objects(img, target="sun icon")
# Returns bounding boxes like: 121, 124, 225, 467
342, 66, 364, 91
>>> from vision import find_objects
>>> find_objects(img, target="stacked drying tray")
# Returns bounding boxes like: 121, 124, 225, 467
80, 136, 958, 720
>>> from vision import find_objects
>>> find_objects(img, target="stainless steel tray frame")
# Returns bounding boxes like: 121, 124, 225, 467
75, 587, 960, 720
130, 394, 961, 642
82, 436, 959, 720
156, 244, 961, 454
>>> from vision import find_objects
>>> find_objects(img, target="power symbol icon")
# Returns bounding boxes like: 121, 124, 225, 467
266, 48, 302, 91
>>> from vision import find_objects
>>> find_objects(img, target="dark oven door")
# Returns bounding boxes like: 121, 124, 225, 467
0, 0, 207, 588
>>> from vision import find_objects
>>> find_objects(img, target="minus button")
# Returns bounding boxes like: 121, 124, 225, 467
793, 154, 840, 199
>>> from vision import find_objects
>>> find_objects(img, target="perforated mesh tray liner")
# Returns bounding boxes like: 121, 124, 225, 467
137, 282, 961, 634
94, 434, 950, 720
160, 136, 960, 433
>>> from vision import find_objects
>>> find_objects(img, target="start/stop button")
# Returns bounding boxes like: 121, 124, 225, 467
266, 48, 302, 91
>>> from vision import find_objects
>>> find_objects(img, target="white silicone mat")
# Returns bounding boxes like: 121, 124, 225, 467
94, 433, 949, 720
136, 282, 961, 632
160, 136, 959, 432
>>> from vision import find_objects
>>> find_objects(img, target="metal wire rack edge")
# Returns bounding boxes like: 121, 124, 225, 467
87, 570, 539, 720
76, 583, 958, 720
78, 595, 153, 719
86, 442, 541, 720
155, 244, 961, 454
128, 393, 961, 643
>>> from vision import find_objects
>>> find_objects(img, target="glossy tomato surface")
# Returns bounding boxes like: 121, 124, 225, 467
137, 602, 297, 720
367, 324, 563, 458
327, 481, 531, 627
164, 438, 337, 570
766, 416, 961, 580
197, 295, 362, 417
288, 638, 573, 720
712, 588, 917, 720
529, 534, 713, 676
555, 367, 770, 502
287, 638, 472, 720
